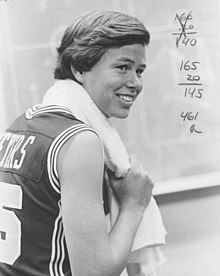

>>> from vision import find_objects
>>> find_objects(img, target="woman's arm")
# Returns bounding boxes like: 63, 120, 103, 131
58, 130, 153, 276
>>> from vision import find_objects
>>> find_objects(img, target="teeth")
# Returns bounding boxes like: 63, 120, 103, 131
118, 95, 133, 102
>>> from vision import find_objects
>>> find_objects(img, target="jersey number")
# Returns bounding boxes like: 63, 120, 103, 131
0, 182, 22, 265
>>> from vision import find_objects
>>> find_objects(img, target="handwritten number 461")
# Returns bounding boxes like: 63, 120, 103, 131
181, 111, 198, 121
181, 112, 202, 134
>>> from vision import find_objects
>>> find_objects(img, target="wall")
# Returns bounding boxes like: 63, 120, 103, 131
156, 186, 220, 276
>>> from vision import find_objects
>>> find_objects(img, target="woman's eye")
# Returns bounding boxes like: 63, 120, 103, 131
136, 69, 144, 77
117, 65, 128, 72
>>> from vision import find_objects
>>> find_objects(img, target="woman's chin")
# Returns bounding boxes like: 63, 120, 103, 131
111, 109, 130, 119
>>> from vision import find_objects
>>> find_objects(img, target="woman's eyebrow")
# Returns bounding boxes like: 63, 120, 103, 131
116, 57, 146, 68
116, 57, 135, 63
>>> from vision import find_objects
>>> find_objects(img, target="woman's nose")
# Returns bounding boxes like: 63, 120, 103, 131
126, 72, 143, 92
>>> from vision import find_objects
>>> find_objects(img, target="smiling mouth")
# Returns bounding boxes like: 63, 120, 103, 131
116, 94, 135, 103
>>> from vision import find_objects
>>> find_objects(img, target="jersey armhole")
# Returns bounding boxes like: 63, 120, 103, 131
46, 124, 103, 194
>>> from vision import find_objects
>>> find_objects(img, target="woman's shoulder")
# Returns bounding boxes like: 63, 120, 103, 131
57, 129, 104, 177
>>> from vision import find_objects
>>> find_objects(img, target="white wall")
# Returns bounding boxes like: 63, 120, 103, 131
156, 186, 220, 276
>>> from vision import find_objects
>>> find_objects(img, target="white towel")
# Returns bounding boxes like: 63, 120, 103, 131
42, 79, 166, 275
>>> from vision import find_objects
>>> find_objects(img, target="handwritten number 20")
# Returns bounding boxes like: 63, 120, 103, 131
186, 74, 200, 81
0, 182, 22, 265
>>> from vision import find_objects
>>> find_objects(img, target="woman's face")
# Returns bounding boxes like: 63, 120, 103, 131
81, 43, 146, 118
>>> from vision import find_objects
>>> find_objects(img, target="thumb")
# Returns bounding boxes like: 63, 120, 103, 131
107, 169, 122, 182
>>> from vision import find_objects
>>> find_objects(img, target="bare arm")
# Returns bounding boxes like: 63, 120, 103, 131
58, 130, 153, 276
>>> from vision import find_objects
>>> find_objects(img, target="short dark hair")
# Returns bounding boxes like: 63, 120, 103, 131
54, 11, 150, 82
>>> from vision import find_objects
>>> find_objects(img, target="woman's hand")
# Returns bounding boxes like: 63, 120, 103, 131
108, 157, 154, 214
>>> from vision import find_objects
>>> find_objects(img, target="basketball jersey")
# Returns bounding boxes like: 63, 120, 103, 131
0, 104, 108, 276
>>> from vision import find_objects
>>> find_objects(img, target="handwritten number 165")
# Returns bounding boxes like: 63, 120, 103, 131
180, 60, 200, 71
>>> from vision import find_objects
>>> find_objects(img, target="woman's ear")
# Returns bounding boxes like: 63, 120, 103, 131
70, 65, 85, 84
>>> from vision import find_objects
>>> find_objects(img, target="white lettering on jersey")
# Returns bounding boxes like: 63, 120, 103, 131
0, 132, 36, 170
0, 133, 13, 167
3, 135, 25, 169
13, 135, 36, 169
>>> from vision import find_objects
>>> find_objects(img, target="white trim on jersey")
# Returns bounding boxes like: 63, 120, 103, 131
25, 104, 73, 119
25, 104, 100, 275
47, 124, 97, 194
49, 200, 65, 276
25, 104, 98, 194
48, 126, 99, 275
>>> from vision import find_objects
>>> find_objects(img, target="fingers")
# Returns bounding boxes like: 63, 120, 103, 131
129, 157, 154, 188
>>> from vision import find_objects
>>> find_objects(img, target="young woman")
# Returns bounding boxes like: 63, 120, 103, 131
0, 11, 155, 276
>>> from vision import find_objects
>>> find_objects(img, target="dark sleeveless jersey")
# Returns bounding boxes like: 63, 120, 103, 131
0, 104, 109, 276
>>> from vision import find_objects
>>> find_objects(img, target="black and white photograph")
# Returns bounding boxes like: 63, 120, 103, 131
0, 1, 220, 275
